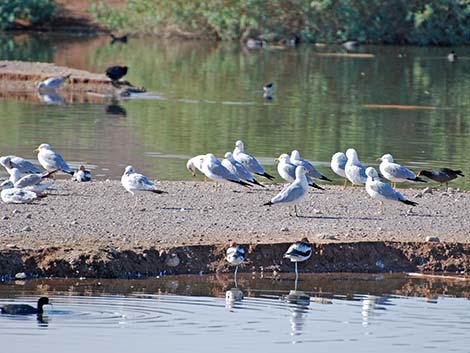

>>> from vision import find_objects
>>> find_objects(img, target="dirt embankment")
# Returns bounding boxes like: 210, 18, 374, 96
0, 180, 469, 278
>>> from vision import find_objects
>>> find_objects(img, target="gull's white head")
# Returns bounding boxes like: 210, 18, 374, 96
205, 153, 218, 163
331, 152, 347, 164
290, 150, 301, 161
277, 153, 290, 163
0, 156, 12, 168
234, 140, 244, 151
295, 165, 307, 179
124, 165, 135, 175
35, 143, 52, 152
380, 154, 394, 163
365, 167, 379, 180
346, 148, 359, 161
186, 159, 196, 175
224, 152, 235, 160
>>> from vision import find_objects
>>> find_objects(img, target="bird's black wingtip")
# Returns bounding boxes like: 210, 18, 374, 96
413, 177, 427, 183
309, 183, 325, 191
401, 199, 418, 206
263, 173, 275, 180
321, 176, 333, 182
263, 201, 273, 206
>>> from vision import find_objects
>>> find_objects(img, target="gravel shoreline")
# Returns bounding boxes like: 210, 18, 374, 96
1, 180, 469, 277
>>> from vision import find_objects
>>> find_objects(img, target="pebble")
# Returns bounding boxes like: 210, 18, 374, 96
2, 216, 9, 220
425, 236, 440, 243
71, 221, 79, 225
21, 226, 32, 232
15, 272, 27, 279
25, 214, 32, 219
422, 187, 433, 195
281, 227, 289, 232
12, 209, 20, 215
165, 253, 180, 267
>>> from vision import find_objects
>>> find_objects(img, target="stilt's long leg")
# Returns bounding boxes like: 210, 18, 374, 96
234, 264, 239, 288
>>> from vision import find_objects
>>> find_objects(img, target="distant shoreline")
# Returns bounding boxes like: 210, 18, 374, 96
0, 180, 469, 278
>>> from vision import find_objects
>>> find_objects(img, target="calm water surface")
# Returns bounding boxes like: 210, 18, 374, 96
0, 33, 469, 187
1, 274, 470, 352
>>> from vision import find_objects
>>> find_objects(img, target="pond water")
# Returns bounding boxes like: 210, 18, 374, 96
1, 274, 470, 352
0, 33, 469, 188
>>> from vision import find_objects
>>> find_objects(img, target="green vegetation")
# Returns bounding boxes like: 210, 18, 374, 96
91, 0, 469, 45
0, 0, 56, 30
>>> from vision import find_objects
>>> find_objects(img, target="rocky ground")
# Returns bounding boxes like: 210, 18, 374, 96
1, 180, 469, 278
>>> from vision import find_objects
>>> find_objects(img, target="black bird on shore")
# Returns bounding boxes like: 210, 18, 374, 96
1, 297, 50, 315
105, 66, 128, 82
110, 34, 128, 44
417, 168, 464, 189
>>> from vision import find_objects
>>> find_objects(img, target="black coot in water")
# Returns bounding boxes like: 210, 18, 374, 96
105, 66, 128, 82
110, 34, 128, 44
0, 297, 50, 315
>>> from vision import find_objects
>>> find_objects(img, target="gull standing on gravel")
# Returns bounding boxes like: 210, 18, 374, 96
226, 243, 245, 286
417, 168, 464, 190
222, 152, 264, 187
378, 154, 426, 188
345, 148, 367, 186
6, 168, 56, 194
233, 140, 275, 180
276, 154, 324, 190
331, 152, 348, 187
264, 166, 309, 217
72, 165, 91, 182
290, 150, 332, 182
284, 238, 312, 284
1, 181, 38, 204
0, 155, 43, 174
37, 74, 71, 91
121, 165, 167, 206
34, 144, 74, 175
201, 153, 251, 189
365, 167, 418, 214
186, 155, 205, 177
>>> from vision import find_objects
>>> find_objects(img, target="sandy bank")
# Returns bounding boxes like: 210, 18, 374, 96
0, 180, 469, 277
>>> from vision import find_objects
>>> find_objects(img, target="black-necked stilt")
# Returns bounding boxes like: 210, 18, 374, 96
73, 165, 92, 182
284, 238, 312, 283
226, 243, 245, 286
447, 50, 457, 62
1, 297, 50, 315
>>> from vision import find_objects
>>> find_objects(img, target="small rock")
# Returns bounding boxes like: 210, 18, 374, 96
25, 214, 32, 219
165, 253, 180, 267
414, 193, 423, 198
21, 226, 32, 232
281, 227, 289, 232
425, 236, 440, 243
15, 272, 27, 279
375, 260, 385, 269
71, 221, 78, 225
2, 216, 9, 220
422, 187, 433, 195
12, 209, 20, 215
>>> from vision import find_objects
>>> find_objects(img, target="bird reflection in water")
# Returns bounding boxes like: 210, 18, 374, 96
105, 103, 127, 117
361, 295, 390, 327
282, 290, 310, 342
37, 92, 65, 105
225, 287, 244, 311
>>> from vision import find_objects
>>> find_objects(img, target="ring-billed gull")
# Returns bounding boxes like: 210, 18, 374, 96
72, 165, 91, 182
233, 140, 275, 180
1, 181, 38, 204
226, 243, 245, 286
34, 144, 74, 175
0, 155, 43, 174
417, 168, 464, 190
201, 153, 251, 188
330, 152, 348, 187
290, 150, 332, 181
186, 155, 205, 177
121, 165, 167, 206
263, 82, 275, 93
276, 154, 324, 190
378, 154, 426, 188
6, 168, 56, 194
222, 152, 264, 187
284, 238, 312, 283
264, 166, 309, 216
345, 148, 367, 186
365, 167, 418, 214
37, 74, 71, 91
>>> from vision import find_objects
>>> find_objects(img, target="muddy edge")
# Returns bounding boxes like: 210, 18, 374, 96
1, 241, 469, 279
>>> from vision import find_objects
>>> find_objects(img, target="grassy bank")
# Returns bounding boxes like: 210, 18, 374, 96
90, 0, 469, 45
